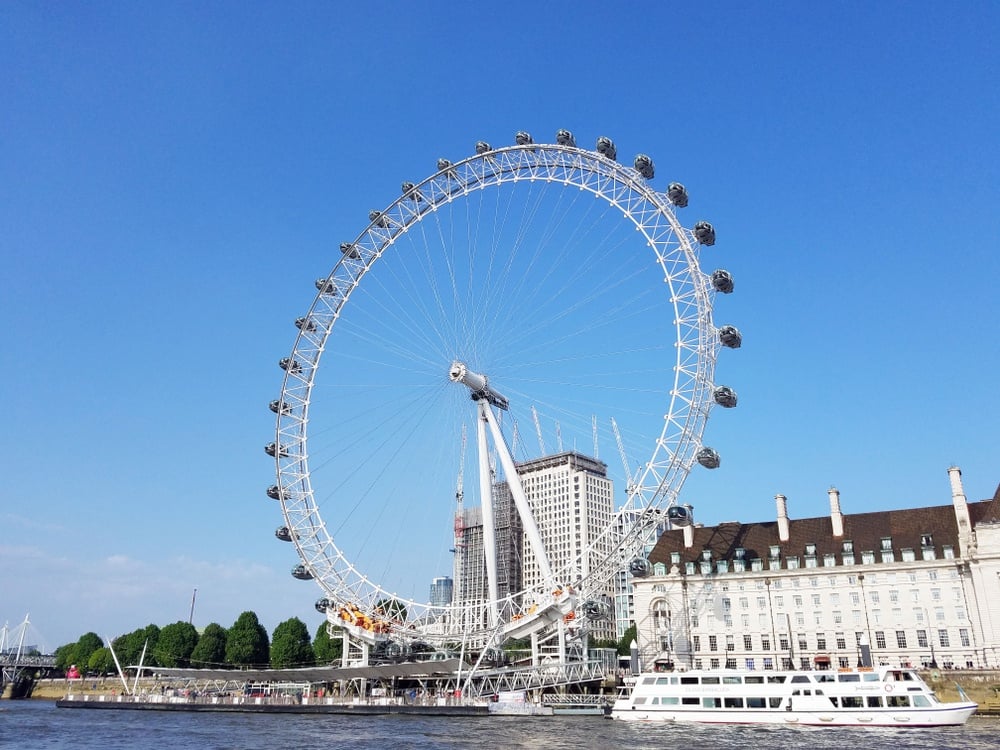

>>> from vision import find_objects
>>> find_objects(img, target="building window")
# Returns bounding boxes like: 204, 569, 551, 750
751, 558, 763, 572
861, 551, 875, 565
726, 658, 737, 669
896, 630, 907, 648
938, 630, 950, 648
922, 547, 937, 561
823, 553, 836, 567
805, 542, 817, 556
960, 628, 970, 647
942, 545, 955, 560
797, 636, 807, 651
770, 545, 781, 558
733, 559, 746, 573
901, 548, 915, 562
743, 634, 753, 650
916, 630, 928, 648
726, 635, 735, 652
805, 555, 818, 568
816, 633, 827, 649
745, 658, 755, 670
787, 556, 800, 570
693, 635, 701, 652
843, 540, 854, 554
875, 631, 887, 649
717, 560, 729, 574
761, 635, 771, 650
880, 537, 893, 551
670, 551, 681, 565
709, 635, 718, 651
881, 549, 895, 563
710, 658, 720, 669
836, 633, 847, 649
686, 562, 696, 575
763, 657, 774, 670
921, 533, 933, 548
700, 561, 712, 575
702, 549, 712, 562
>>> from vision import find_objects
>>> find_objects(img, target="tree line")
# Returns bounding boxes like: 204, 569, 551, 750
54, 611, 342, 674
56, 613, 639, 676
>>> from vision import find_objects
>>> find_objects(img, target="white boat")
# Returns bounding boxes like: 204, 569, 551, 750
610, 666, 977, 727
487, 690, 554, 716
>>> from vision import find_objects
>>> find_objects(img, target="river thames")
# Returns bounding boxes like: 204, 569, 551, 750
0, 702, 996, 750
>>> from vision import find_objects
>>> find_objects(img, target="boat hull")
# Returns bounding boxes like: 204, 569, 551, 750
611, 701, 978, 727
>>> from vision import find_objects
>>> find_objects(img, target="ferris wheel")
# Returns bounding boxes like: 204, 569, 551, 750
267, 130, 739, 654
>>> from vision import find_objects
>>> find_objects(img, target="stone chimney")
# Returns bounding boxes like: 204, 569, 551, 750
948, 466, 974, 556
775, 494, 790, 542
683, 523, 695, 549
828, 487, 845, 538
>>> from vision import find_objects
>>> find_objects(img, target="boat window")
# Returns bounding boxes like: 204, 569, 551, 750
886, 695, 910, 708
769, 698, 783, 708
724, 697, 744, 708
745, 675, 764, 684
790, 675, 810, 683
912, 695, 930, 707
632, 697, 647, 705
841, 696, 863, 708
815, 674, 835, 683
661, 696, 679, 705
747, 697, 766, 708
767, 676, 787, 684
681, 676, 699, 685
723, 676, 742, 684
655, 677, 671, 685
682, 697, 699, 705
701, 676, 720, 685
901, 671, 915, 681
866, 696, 883, 708
838, 673, 860, 682
828, 697, 839, 707
702, 697, 721, 708
862, 673, 880, 682
641, 677, 657, 685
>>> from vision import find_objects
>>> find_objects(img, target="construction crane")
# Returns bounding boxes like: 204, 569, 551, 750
531, 405, 546, 457
452, 424, 467, 553
611, 417, 638, 496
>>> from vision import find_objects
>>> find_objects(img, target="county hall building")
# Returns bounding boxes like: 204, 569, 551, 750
630, 466, 1000, 672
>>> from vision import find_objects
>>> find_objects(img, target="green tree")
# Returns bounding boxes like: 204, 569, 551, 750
190, 623, 228, 667
618, 624, 638, 656
156, 621, 199, 667
313, 622, 343, 664
113, 624, 161, 668
59, 632, 103, 671
87, 647, 116, 675
225, 611, 269, 667
270, 617, 314, 669
54, 642, 76, 671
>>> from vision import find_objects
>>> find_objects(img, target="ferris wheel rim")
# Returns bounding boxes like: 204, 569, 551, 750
269, 135, 725, 640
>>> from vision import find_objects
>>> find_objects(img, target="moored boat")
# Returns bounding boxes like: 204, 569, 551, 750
610, 666, 977, 727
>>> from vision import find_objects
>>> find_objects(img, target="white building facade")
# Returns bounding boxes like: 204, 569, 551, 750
631, 467, 1000, 672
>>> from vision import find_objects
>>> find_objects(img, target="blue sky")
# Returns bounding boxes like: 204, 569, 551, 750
2, 1, 997, 651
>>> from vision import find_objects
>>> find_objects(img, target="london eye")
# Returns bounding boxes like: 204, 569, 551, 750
267, 130, 739, 663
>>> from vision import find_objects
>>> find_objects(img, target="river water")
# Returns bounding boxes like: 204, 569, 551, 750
0, 701, 996, 750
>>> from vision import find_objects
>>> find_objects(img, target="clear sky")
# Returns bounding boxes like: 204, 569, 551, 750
2, 1, 997, 651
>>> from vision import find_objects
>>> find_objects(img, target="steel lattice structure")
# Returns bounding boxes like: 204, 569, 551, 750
268, 132, 738, 650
